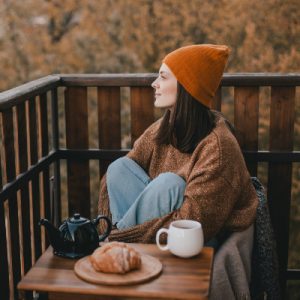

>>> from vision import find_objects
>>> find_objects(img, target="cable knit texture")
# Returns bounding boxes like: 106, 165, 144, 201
98, 114, 258, 243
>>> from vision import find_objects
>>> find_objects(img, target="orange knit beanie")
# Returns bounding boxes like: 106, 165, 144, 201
163, 44, 230, 108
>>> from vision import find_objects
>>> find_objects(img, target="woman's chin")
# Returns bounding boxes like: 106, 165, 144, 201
154, 101, 173, 109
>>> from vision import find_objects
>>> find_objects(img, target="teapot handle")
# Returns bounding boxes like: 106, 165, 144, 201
93, 215, 112, 242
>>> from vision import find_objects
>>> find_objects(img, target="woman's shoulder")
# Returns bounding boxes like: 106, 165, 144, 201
195, 113, 243, 166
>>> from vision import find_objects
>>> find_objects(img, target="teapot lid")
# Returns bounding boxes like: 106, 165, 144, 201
69, 213, 88, 224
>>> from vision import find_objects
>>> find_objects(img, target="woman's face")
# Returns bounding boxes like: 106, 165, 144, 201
151, 63, 177, 108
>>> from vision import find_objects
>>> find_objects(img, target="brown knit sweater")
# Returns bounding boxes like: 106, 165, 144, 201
98, 114, 258, 243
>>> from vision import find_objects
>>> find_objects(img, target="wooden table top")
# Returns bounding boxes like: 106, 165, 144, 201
18, 244, 214, 300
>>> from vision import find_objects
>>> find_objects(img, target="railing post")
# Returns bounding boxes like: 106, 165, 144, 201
0, 108, 21, 300
65, 87, 90, 217
51, 88, 61, 226
268, 86, 295, 296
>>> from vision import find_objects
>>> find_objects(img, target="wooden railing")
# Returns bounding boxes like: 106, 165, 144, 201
0, 73, 299, 300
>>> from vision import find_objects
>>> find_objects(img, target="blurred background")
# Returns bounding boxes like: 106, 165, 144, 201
0, 0, 299, 297
1, 0, 299, 90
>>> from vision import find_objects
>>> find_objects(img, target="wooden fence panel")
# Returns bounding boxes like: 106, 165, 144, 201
28, 98, 42, 260
130, 87, 154, 146
38, 93, 51, 250
16, 102, 32, 273
268, 86, 295, 293
97, 87, 121, 178
1, 108, 21, 300
65, 87, 90, 218
234, 87, 259, 176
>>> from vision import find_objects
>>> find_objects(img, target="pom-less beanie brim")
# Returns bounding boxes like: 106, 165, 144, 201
163, 44, 230, 108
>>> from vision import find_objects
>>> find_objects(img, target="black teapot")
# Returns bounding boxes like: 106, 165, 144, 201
39, 213, 112, 259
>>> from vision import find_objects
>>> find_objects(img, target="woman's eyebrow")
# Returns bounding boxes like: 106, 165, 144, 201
159, 71, 168, 75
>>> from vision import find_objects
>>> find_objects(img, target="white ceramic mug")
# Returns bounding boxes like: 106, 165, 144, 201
156, 220, 204, 258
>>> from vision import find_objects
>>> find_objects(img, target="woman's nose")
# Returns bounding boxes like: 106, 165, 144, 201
151, 78, 159, 89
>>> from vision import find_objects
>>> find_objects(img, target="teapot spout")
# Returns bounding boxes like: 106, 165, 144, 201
39, 219, 64, 252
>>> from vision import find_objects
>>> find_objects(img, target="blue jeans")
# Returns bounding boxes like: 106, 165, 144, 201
107, 157, 186, 229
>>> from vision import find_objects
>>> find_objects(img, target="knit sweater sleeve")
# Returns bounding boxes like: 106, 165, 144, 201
126, 120, 160, 172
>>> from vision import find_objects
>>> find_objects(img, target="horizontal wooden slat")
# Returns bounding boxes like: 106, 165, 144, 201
61, 74, 157, 87
287, 269, 300, 280
59, 73, 300, 87
0, 153, 57, 203
221, 73, 300, 86
56, 149, 300, 162
0, 75, 60, 110
243, 151, 300, 162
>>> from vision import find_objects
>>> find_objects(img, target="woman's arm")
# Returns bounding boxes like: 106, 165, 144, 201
126, 119, 160, 171
106, 170, 246, 243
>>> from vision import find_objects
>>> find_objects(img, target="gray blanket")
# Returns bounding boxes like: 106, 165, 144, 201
210, 224, 254, 300
210, 177, 281, 300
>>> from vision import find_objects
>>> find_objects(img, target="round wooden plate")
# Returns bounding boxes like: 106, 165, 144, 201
74, 254, 163, 285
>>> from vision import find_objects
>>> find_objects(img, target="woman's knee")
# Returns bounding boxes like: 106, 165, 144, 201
155, 172, 186, 190
148, 172, 186, 211
107, 157, 131, 176
107, 157, 150, 186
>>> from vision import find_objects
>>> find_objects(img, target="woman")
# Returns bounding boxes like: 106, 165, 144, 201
98, 44, 258, 244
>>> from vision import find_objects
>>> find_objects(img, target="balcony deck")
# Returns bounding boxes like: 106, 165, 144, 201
0, 73, 300, 299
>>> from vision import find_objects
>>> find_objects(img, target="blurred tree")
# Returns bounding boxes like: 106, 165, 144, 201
1, 0, 299, 91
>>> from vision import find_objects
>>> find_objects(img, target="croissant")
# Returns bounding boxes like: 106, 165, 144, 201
89, 241, 141, 274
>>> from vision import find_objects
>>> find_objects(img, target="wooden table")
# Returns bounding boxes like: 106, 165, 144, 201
18, 244, 214, 300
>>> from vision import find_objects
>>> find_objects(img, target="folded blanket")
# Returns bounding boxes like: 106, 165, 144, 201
209, 177, 281, 300
210, 224, 254, 300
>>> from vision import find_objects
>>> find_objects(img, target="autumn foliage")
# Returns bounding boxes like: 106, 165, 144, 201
0, 0, 299, 91
0, 0, 300, 296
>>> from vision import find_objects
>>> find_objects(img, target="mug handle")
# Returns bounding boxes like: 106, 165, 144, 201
94, 215, 112, 242
156, 228, 169, 251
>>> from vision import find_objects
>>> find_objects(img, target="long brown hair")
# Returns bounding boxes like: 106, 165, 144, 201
155, 83, 216, 153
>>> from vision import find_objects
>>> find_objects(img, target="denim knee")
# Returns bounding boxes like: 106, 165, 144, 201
107, 157, 128, 175
152, 172, 186, 207
107, 156, 150, 186
155, 172, 186, 190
